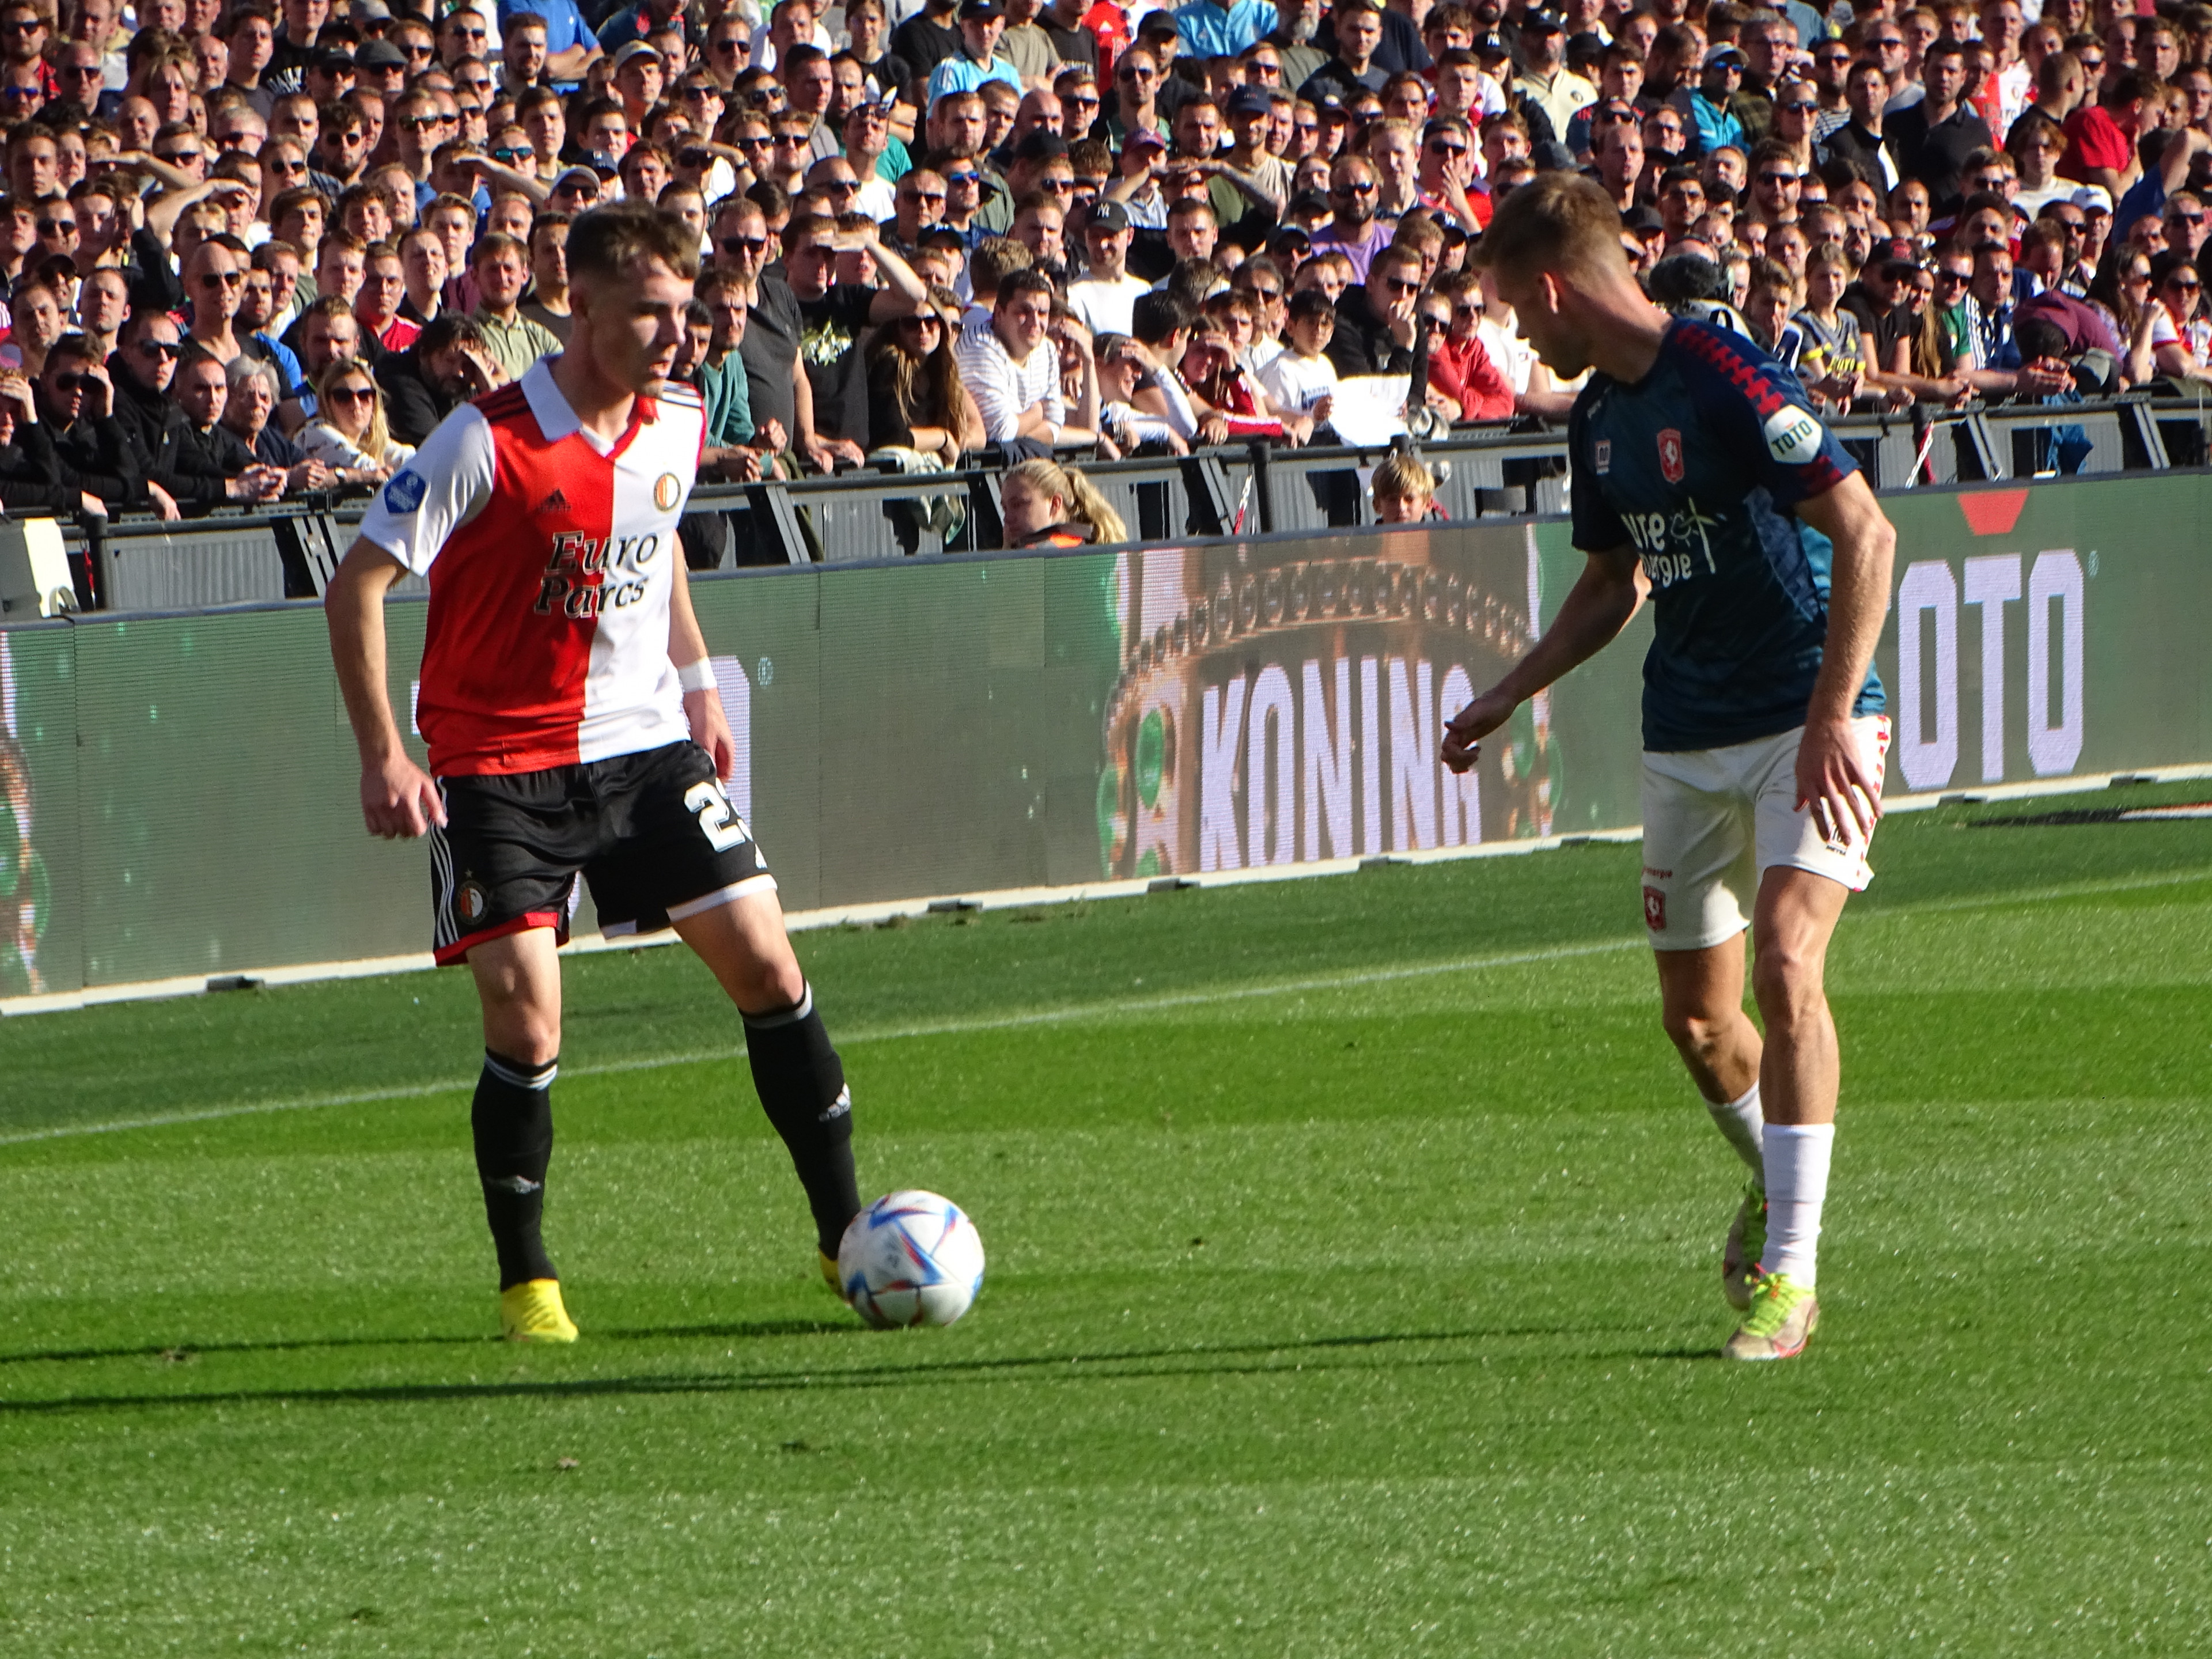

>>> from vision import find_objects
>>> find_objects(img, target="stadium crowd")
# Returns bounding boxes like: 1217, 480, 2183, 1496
0, 0, 2203, 537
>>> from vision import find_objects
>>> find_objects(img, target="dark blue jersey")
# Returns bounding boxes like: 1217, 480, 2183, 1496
1569, 319, 1887, 752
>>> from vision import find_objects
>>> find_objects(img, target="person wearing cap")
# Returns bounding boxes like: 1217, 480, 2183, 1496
353, 36, 409, 97
609, 40, 664, 129
1512, 9, 1595, 143
927, 2, 1023, 105
499, 0, 601, 87
1298, 0, 1387, 107
1134, 12, 1198, 127
1067, 198, 1152, 334
1172, 0, 1279, 62
1105, 122, 1172, 229
1672, 44, 1749, 160
1166, 97, 1272, 236
1222, 83, 1292, 210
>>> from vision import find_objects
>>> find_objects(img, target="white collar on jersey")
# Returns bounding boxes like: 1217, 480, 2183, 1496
518, 357, 656, 456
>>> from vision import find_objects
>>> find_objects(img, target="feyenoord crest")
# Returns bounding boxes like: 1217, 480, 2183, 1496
653, 472, 682, 512
456, 880, 490, 923
1656, 428, 1685, 483
1643, 885, 1667, 931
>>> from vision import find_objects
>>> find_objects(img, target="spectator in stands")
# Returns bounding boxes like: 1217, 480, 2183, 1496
997, 454, 1126, 547
467, 230, 562, 379
520, 213, 573, 342
1425, 270, 1515, 420
6, 270, 64, 377
865, 289, 983, 465
355, 238, 416, 350
170, 347, 271, 491
779, 212, 933, 459
111, 311, 285, 507
0, 365, 88, 516
37, 334, 162, 516
376, 312, 501, 446
278, 295, 366, 434
1369, 444, 1436, 522
1325, 239, 1425, 375
221, 354, 327, 488
297, 355, 413, 483
956, 267, 1101, 449
1311, 153, 1392, 281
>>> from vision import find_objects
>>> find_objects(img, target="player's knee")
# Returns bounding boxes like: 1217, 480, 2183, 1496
736, 954, 806, 1014
1661, 1007, 1730, 1063
1750, 945, 1824, 1025
485, 1008, 562, 1067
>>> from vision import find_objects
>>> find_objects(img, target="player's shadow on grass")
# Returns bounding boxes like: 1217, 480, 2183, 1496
0, 1318, 854, 1369
0, 1325, 1654, 1416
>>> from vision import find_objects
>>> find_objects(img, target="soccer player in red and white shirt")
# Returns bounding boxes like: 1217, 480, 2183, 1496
325, 203, 861, 1344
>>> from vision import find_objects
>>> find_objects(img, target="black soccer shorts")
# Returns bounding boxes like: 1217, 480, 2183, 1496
427, 741, 774, 965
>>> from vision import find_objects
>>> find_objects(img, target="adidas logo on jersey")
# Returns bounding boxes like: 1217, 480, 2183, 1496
539, 487, 571, 513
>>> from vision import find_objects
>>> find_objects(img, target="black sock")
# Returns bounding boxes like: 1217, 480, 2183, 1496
743, 984, 861, 1257
472, 1050, 558, 1291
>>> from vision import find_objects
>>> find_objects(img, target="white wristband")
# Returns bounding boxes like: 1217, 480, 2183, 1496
675, 658, 718, 693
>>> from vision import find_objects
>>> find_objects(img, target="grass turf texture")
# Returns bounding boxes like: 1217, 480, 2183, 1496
2, 786, 2210, 1656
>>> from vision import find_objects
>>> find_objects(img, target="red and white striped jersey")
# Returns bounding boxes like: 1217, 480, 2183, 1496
358, 358, 706, 777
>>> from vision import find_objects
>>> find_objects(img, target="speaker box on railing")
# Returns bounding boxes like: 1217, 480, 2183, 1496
0, 516, 75, 619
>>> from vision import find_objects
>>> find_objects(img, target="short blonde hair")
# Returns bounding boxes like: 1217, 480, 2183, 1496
1372, 448, 1437, 505
1469, 171, 1633, 285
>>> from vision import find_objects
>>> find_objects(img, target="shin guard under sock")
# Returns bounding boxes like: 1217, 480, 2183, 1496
743, 984, 861, 1257
472, 1050, 558, 1290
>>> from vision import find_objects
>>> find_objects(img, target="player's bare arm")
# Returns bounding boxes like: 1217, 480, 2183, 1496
1792, 474, 1896, 843
1441, 547, 1645, 774
325, 536, 446, 840
668, 556, 736, 783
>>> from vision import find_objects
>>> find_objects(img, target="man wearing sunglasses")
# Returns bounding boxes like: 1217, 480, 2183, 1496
39, 332, 169, 517
111, 310, 285, 505
183, 237, 253, 368
1309, 153, 1391, 281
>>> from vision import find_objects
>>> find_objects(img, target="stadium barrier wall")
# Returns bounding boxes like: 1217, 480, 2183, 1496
2, 473, 2207, 1006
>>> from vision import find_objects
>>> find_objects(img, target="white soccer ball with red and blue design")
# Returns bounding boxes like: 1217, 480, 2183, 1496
836, 1191, 985, 1329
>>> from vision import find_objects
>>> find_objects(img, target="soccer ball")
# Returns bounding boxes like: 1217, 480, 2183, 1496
836, 1191, 986, 1330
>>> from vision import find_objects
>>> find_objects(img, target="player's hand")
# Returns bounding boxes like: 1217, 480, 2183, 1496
685, 687, 737, 781
1795, 715, 1881, 846
1441, 687, 1517, 774
361, 751, 446, 839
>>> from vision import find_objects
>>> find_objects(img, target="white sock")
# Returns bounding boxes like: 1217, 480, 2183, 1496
1762, 1123, 1835, 1288
1705, 1081, 1764, 1177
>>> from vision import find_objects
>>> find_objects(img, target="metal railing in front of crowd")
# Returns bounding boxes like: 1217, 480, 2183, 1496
36, 392, 2212, 613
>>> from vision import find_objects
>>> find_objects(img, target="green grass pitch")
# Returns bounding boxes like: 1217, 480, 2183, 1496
3, 785, 2210, 1656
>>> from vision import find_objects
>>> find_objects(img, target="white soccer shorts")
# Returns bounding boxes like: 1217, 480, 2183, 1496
1637, 715, 1893, 952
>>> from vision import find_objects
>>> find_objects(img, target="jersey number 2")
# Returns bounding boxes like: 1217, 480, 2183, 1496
683, 780, 752, 851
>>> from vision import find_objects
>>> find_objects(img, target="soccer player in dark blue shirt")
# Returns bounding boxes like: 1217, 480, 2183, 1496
1443, 175, 1896, 1362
